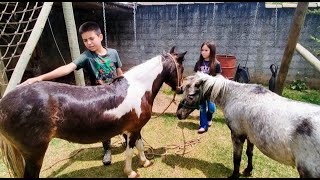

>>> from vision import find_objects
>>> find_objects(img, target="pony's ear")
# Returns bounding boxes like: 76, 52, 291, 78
184, 75, 195, 89
178, 51, 187, 58
186, 75, 194, 82
169, 46, 176, 54
195, 79, 204, 88
194, 73, 205, 88
177, 51, 187, 63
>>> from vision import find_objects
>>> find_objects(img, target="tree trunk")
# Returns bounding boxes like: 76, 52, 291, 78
274, 2, 309, 95
62, 2, 85, 86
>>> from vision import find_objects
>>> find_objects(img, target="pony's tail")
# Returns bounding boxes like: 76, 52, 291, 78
0, 134, 25, 177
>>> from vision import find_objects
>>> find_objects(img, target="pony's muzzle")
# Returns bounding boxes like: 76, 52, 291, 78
175, 86, 184, 94
176, 102, 193, 120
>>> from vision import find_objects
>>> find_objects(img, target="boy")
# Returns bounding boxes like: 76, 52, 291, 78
19, 21, 123, 166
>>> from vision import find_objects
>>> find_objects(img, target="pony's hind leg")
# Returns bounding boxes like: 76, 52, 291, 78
24, 158, 42, 178
229, 133, 246, 178
242, 139, 254, 177
135, 138, 153, 168
23, 144, 49, 178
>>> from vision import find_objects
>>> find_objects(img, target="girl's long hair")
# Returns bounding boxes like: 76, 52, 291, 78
196, 41, 219, 75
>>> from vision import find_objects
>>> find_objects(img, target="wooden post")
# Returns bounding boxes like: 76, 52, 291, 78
3, 2, 54, 97
274, 2, 309, 95
296, 43, 320, 72
62, 2, 85, 86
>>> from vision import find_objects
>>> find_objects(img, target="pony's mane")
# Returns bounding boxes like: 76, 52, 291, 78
195, 72, 227, 100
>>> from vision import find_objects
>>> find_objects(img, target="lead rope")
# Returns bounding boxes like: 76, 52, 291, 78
167, 53, 183, 91
144, 54, 201, 159
142, 127, 202, 160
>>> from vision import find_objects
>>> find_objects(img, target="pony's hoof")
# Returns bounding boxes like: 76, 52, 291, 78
242, 168, 252, 177
102, 150, 112, 166
127, 171, 140, 178
228, 173, 240, 179
141, 160, 153, 168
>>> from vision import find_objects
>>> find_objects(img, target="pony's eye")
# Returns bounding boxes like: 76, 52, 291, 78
187, 95, 194, 101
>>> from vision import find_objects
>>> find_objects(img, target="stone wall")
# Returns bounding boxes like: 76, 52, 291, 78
36, 2, 320, 88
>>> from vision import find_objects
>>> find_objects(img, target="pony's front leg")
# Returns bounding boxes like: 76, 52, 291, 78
243, 139, 254, 177
124, 147, 139, 178
123, 133, 139, 178
229, 133, 246, 178
135, 138, 153, 168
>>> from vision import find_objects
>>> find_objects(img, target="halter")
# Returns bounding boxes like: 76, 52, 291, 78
165, 53, 183, 93
179, 87, 203, 110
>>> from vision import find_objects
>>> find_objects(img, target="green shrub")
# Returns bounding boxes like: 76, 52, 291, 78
289, 79, 307, 91
289, 71, 308, 91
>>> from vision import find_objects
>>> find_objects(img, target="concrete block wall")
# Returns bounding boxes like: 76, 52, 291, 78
105, 2, 320, 88
36, 2, 320, 88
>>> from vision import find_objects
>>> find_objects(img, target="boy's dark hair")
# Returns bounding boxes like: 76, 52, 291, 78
79, 21, 102, 35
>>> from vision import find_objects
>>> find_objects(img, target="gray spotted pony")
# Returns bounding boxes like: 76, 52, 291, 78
177, 72, 320, 178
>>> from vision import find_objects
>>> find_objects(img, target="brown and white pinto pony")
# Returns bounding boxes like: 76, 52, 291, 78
0, 47, 187, 178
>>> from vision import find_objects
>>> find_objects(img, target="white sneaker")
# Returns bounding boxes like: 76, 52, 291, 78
208, 121, 213, 127
198, 127, 208, 134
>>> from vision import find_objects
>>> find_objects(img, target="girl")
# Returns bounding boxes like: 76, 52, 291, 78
193, 41, 222, 133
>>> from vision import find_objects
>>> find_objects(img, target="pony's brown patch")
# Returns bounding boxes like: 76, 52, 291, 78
251, 85, 268, 94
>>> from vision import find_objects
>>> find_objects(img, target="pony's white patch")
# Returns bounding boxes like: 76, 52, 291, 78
104, 55, 163, 118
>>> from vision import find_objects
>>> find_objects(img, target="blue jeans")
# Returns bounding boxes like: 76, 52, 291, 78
199, 99, 216, 129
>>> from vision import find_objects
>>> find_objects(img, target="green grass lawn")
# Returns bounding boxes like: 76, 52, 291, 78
282, 87, 320, 105
0, 87, 318, 178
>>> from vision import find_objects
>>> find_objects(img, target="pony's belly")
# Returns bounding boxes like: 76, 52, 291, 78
56, 132, 116, 144
250, 137, 295, 166
55, 128, 121, 144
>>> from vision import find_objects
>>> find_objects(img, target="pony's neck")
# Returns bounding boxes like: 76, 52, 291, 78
150, 56, 176, 103
214, 80, 241, 109
150, 61, 172, 101
214, 88, 225, 109
203, 76, 229, 109
123, 55, 166, 104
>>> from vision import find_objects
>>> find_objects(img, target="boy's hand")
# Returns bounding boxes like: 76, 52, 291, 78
17, 77, 42, 87
96, 79, 105, 85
